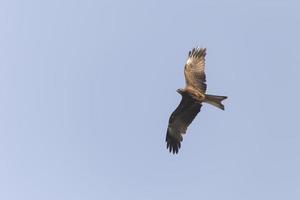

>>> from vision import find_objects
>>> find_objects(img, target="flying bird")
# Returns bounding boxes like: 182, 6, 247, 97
166, 47, 227, 154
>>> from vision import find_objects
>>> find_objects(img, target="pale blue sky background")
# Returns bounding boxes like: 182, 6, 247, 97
1, 0, 300, 199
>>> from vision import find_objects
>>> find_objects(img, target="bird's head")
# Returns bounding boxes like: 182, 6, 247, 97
176, 88, 184, 95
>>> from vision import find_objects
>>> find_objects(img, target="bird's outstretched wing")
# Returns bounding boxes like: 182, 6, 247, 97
166, 94, 202, 154
184, 47, 207, 93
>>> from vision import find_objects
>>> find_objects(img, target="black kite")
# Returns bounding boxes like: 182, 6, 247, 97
166, 47, 227, 154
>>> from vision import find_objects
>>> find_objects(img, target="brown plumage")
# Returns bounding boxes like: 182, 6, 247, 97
166, 47, 227, 154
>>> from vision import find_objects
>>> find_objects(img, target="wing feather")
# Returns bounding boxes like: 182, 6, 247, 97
184, 47, 207, 93
166, 94, 202, 154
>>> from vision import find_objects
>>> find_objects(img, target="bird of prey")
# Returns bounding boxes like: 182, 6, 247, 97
166, 47, 227, 154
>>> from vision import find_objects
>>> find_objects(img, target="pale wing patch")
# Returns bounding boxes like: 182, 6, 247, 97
186, 57, 193, 65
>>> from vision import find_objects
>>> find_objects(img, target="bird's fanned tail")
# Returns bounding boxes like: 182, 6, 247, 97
204, 94, 227, 110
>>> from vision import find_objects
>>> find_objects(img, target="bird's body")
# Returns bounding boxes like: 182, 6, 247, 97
166, 47, 227, 154
177, 87, 206, 101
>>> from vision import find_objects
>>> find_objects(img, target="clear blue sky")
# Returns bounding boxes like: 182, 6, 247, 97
1, 0, 300, 199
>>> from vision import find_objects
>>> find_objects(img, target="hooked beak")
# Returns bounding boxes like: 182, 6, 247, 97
176, 89, 183, 94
